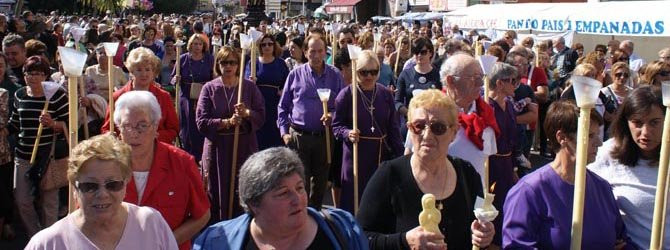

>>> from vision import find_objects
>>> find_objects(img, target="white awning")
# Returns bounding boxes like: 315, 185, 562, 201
444, 1, 670, 37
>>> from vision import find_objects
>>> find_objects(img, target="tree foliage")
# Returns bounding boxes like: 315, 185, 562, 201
153, 0, 197, 14
78, 0, 125, 12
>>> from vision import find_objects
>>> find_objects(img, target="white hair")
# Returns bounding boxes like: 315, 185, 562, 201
439, 52, 473, 80
113, 90, 162, 126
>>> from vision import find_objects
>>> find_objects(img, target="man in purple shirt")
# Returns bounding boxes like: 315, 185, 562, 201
278, 34, 345, 209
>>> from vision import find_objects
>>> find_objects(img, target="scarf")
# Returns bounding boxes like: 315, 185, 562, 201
457, 97, 500, 150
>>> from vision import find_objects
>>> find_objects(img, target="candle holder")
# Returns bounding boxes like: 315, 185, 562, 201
70, 27, 87, 45
373, 32, 382, 51
650, 81, 670, 249
102, 42, 119, 131
569, 75, 602, 249
317, 88, 332, 165
317, 88, 331, 102
473, 193, 499, 223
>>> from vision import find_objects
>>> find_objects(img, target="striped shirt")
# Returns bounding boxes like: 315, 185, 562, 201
9, 87, 69, 160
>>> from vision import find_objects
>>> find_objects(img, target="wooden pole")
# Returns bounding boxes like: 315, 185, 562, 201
649, 106, 670, 249
570, 107, 592, 250
322, 101, 331, 164
352, 58, 359, 215
394, 37, 402, 77
74, 43, 88, 139
250, 43, 257, 81
331, 33, 337, 65
229, 48, 247, 219
29, 102, 49, 165
67, 76, 79, 214
175, 45, 182, 125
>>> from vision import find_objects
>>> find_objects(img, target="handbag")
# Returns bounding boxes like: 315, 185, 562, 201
189, 82, 204, 100
39, 123, 69, 191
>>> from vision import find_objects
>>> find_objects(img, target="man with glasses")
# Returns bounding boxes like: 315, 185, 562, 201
278, 34, 345, 209
326, 27, 355, 65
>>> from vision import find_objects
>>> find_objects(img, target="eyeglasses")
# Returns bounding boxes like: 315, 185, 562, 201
260, 42, 274, 47
75, 180, 125, 193
415, 49, 431, 56
220, 60, 238, 66
408, 120, 449, 136
614, 72, 629, 79
120, 122, 153, 134
659, 71, 670, 77
618, 57, 629, 62
358, 69, 379, 76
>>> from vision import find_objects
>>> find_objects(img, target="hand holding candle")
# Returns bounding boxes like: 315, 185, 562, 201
317, 88, 332, 165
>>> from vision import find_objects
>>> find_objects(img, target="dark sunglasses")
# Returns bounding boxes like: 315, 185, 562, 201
220, 60, 238, 66
614, 72, 629, 78
408, 120, 449, 136
339, 39, 353, 44
659, 71, 670, 77
260, 42, 274, 47
415, 49, 431, 56
75, 180, 125, 193
618, 57, 629, 62
358, 69, 379, 76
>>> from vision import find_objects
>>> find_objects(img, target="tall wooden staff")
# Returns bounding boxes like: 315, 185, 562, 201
331, 23, 340, 66
174, 41, 185, 125
569, 76, 602, 250
649, 81, 670, 249
348, 44, 362, 214
229, 34, 253, 219
394, 35, 403, 77
73, 42, 88, 139
249, 29, 263, 82
58, 46, 87, 213
102, 43, 120, 132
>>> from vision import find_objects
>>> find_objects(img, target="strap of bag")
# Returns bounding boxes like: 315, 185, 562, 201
320, 209, 349, 250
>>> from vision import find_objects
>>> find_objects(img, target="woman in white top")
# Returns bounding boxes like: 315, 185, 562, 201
25, 133, 178, 250
588, 85, 668, 249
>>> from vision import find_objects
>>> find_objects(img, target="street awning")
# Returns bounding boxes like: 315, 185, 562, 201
325, 0, 361, 14
443, 1, 670, 37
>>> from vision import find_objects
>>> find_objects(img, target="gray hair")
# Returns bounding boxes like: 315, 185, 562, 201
621, 40, 634, 50
554, 36, 565, 45
238, 147, 305, 213
488, 62, 518, 89
113, 91, 162, 126
439, 52, 474, 80
2, 34, 24, 50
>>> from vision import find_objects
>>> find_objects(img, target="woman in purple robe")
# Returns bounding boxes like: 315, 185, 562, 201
332, 50, 403, 213
196, 46, 265, 222
486, 62, 519, 246
244, 34, 289, 150
502, 100, 633, 249
172, 34, 214, 163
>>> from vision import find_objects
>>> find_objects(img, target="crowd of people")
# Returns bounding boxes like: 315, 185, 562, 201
0, 8, 666, 249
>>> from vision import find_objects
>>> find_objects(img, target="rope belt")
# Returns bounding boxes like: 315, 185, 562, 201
256, 84, 281, 90
358, 134, 387, 166
493, 151, 512, 157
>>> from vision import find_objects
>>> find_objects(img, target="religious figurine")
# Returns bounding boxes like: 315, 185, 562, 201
419, 194, 441, 234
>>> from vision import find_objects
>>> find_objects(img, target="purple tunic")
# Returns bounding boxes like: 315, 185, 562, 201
244, 57, 289, 150
277, 63, 345, 135
195, 78, 265, 221
171, 53, 215, 162
488, 98, 518, 245
332, 83, 404, 213
502, 164, 630, 249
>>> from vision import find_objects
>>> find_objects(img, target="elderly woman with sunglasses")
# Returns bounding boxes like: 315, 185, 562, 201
194, 147, 368, 250
25, 133, 178, 250
357, 90, 494, 250
332, 50, 403, 214
503, 100, 634, 249
244, 34, 289, 150
114, 91, 210, 250
197, 46, 265, 222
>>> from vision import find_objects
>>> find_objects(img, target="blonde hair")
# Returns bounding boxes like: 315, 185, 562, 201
125, 47, 161, 76
355, 50, 380, 81
407, 89, 458, 126
641, 60, 670, 86
68, 133, 132, 184
573, 63, 597, 79
187, 34, 209, 53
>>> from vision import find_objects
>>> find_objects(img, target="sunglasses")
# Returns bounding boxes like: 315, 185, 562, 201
260, 42, 274, 47
618, 57, 629, 62
408, 120, 449, 136
75, 180, 125, 193
220, 60, 238, 66
614, 72, 629, 78
339, 39, 353, 44
415, 49, 431, 56
659, 71, 670, 77
358, 69, 379, 76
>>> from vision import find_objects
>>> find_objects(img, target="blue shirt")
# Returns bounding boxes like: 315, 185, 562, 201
278, 62, 345, 135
